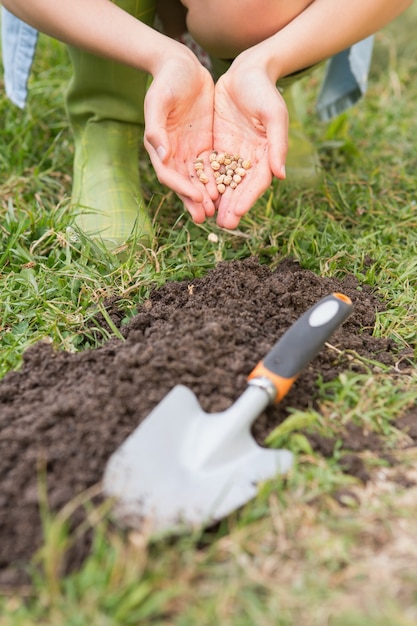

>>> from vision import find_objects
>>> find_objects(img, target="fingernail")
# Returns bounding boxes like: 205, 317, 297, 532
156, 145, 166, 161
280, 164, 286, 179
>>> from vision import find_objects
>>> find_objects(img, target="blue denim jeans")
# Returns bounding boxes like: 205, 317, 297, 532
1, 7, 38, 109
1, 6, 374, 120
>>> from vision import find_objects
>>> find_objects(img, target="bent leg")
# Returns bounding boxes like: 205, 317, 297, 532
66, 0, 156, 249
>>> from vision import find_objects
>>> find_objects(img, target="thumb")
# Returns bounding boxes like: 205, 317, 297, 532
143, 86, 172, 163
265, 98, 289, 180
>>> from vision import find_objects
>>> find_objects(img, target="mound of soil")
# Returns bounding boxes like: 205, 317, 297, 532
0, 257, 409, 585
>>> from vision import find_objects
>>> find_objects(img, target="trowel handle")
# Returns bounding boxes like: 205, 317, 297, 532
247, 293, 353, 404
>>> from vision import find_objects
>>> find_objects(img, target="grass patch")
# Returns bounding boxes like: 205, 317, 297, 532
1, 6, 417, 624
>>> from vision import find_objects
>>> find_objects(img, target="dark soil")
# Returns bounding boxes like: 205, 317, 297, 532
0, 257, 413, 586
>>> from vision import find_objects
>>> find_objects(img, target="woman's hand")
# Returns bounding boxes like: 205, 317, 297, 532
144, 47, 218, 223
213, 56, 288, 229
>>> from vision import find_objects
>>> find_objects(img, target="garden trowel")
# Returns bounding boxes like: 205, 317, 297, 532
104, 293, 353, 532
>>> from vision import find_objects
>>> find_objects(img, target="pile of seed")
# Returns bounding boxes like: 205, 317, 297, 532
194, 151, 251, 194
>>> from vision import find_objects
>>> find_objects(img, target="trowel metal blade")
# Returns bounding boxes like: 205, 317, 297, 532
103, 385, 292, 531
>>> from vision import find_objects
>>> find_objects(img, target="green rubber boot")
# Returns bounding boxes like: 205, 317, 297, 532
66, 0, 155, 249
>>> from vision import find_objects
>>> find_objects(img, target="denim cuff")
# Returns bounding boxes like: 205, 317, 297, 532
316, 36, 374, 121
1, 7, 39, 109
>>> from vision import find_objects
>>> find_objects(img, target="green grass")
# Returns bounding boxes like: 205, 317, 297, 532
1, 7, 417, 624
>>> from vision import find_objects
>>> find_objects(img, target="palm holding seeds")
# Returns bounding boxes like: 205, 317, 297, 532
144, 52, 289, 229
211, 65, 289, 229
143, 54, 217, 224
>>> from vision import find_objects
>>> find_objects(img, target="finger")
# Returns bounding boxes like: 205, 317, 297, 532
216, 203, 242, 229
202, 194, 216, 218
146, 144, 204, 203
264, 97, 289, 180
183, 181, 217, 219
216, 164, 272, 228
144, 126, 171, 165
143, 88, 173, 162
179, 193, 208, 224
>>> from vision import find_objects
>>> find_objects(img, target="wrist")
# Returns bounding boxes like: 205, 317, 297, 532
232, 44, 283, 83
145, 34, 200, 76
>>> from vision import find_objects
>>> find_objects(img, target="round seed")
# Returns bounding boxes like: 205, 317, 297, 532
193, 151, 251, 192
198, 171, 209, 183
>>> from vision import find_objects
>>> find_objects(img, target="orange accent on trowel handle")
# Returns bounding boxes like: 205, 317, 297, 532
246, 293, 354, 405
332, 292, 352, 305
247, 362, 297, 404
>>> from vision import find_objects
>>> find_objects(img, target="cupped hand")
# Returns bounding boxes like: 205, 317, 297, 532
213, 58, 289, 229
144, 47, 218, 223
